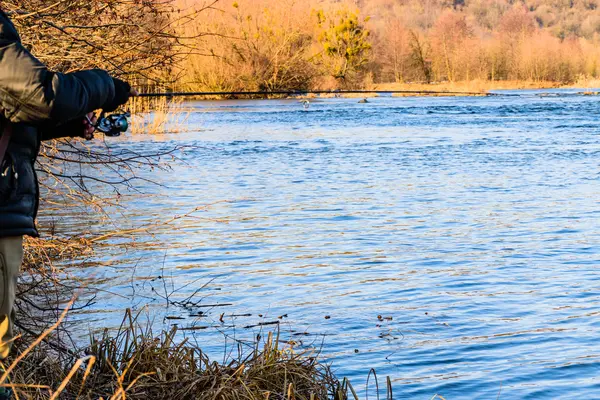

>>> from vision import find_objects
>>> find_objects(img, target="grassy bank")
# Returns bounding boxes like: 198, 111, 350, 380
4, 238, 383, 400
374, 78, 600, 93
373, 80, 562, 93
6, 312, 346, 399
298, 79, 600, 100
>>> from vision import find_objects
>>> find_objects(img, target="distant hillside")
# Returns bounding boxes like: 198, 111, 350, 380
359, 0, 600, 39
354, 0, 600, 83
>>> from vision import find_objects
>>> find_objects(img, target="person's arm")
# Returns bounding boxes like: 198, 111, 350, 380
41, 82, 136, 141
40, 113, 97, 141
0, 12, 123, 125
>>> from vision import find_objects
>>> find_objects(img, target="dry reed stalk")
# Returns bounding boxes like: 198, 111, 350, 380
7, 230, 397, 400
3, 307, 358, 399
128, 95, 191, 135
0, 299, 73, 393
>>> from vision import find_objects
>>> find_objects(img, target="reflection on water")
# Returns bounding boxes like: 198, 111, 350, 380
40, 90, 600, 399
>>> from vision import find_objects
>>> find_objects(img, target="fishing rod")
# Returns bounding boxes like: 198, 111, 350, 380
138, 89, 495, 98
97, 88, 588, 136
99, 88, 496, 137
99, 89, 493, 136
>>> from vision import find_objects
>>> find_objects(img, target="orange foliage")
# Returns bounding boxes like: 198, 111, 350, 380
176, 0, 600, 88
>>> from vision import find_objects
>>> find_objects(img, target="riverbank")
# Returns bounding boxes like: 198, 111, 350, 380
377, 78, 600, 93
372, 80, 563, 94
8, 311, 345, 399
4, 238, 366, 399
158, 80, 600, 102
295, 79, 600, 99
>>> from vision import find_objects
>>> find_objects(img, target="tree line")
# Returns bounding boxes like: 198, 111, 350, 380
6, 0, 600, 92
177, 0, 600, 90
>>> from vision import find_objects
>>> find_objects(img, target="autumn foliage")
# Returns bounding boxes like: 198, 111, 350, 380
178, 0, 600, 89
6, 0, 600, 90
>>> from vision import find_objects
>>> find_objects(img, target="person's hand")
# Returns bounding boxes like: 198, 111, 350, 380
82, 112, 97, 140
103, 78, 133, 112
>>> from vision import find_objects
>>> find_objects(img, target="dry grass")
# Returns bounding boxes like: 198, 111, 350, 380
337, 92, 380, 99
2, 308, 356, 400
374, 80, 563, 94
375, 78, 600, 95
3, 237, 385, 400
568, 76, 600, 89
128, 96, 191, 135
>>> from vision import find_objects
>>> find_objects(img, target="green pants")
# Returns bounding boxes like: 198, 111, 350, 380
0, 237, 22, 359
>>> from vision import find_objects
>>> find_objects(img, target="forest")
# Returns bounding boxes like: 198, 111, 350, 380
177, 0, 600, 90
5, 0, 600, 91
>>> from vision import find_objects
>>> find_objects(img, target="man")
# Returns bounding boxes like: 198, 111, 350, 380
0, 7, 134, 395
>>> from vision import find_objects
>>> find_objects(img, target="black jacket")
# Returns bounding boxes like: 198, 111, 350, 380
0, 9, 117, 237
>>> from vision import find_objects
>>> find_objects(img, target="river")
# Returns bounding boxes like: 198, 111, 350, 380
40, 89, 600, 399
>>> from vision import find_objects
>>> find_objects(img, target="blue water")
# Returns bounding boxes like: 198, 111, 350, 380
41, 89, 600, 399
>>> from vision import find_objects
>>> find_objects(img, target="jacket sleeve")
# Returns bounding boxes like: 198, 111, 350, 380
40, 118, 86, 141
0, 15, 115, 125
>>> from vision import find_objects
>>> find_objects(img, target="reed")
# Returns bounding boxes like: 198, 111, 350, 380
1, 308, 360, 400
128, 96, 191, 135
9, 232, 356, 399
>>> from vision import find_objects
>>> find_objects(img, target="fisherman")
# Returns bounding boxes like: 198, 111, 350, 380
0, 8, 135, 397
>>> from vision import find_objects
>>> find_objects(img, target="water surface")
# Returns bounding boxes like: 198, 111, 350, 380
42, 89, 600, 399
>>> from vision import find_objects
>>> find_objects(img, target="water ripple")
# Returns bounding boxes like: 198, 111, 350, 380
42, 92, 600, 399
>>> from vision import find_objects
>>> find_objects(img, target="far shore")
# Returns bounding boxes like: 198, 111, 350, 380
361, 79, 600, 97
153, 80, 600, 102
301, 79, 600, 99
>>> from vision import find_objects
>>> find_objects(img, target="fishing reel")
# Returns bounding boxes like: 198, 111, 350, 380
93, 112, 130, 137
